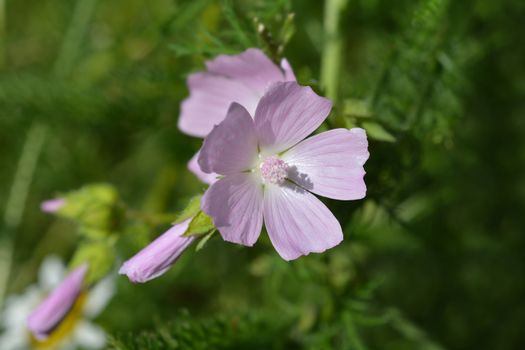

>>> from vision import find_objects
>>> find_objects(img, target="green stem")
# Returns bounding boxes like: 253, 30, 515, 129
0, 0, 6, 68
386, 308, 446, 350
342, 311, 368, 350
320, 0, 348, 103
53, 0, 98, 78
0, 123, 48, 307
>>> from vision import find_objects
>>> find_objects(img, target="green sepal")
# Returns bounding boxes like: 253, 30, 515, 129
173, 195, 217, 236
173, 195, 202, 224
69, 240, 115, 286
184, 210, 214, 236
362, 121, 396, 142
195, 229, 216, 252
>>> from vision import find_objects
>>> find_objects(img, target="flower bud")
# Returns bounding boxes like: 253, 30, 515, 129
27, 264, 87, 340
119, 218, 195, 283
40, 198, 66, 213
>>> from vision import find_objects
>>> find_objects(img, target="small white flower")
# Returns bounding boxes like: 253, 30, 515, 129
0, 256, 115, 350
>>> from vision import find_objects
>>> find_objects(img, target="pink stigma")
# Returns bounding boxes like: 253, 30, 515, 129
260, 156, 289, 184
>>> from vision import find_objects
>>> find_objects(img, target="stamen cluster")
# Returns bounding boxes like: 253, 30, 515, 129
260, 156, 289, 184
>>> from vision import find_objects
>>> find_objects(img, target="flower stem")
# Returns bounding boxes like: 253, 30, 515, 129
320, 0, 348, 103
53, 0, 98, 78
0, 0, 5, 68
0, 123, 48, 308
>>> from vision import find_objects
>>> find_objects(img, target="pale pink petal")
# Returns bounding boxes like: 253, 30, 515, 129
282, 128, 369, 200
280, 58, 296, 81
263, 182, 343, 261
178, 49, 296, 138
206, 48, 284, 96
201, 173, 263, 246
178, 73, 260, 137
254, 81, 332, 154
198, 103, 258, 175
27, 264, 87, 340
119, 218, 195, 283
40, 198, 65, 213
188, 151, 218, 185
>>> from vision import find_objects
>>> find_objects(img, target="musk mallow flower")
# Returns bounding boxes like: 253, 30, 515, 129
179, 48, 296, 138
27, 264, 88, 341
198, 81, 369, 261
119, 218, 196, 283
178, 48, 296, 184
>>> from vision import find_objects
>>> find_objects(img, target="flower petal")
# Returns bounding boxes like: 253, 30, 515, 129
27, 264, 87, 340
206, 48, 285, 95
282, 128, 369, 200
188, 151, 218, 185
73, 321, 107, 349
201, 173, 263, 246
38, 255, 66, 290
2, 287, 40, 330
254, 82, 332, 154
263, 182, 343, 261
280, 58, 296, 81
119, 219, 195, 283
178, 73, 260, 137
198, 103, 258, 175
84, 275, 115, 318
0, 329, 28, 350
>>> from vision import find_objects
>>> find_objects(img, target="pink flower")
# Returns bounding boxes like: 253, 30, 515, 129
119, 218, 196, 283
40, 198, 66, 213
178, 48, 296, 184
198, 82, 369, 261
27, 264, 87, 340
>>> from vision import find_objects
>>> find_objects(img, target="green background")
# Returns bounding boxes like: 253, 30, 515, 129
1, 0, 524, 349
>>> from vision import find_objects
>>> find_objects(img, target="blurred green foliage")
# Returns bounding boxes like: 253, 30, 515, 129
1, 0, 524, 349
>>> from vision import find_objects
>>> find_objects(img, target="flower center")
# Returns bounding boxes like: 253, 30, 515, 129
260, 156, 289, 184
